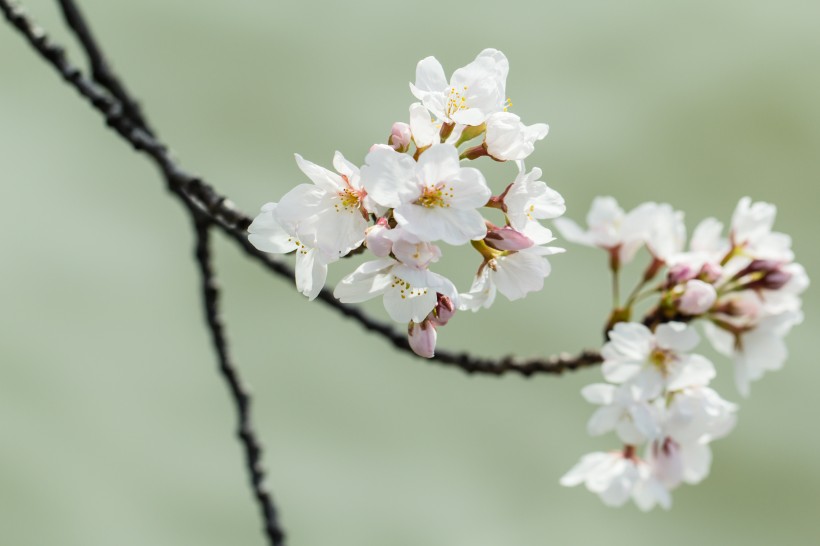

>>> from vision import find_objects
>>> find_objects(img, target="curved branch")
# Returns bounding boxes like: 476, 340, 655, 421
193, 217, 286, 546
0, 0, 601, 376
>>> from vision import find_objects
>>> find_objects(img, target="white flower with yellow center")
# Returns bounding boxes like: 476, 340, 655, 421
274, 152, 370, 259
333, 257, 458, 324
248, 202, 334, 301
360, 143, 492, 245
459, 244, 565, 311
602, 322, 715, 399
410, 48, 510, 126
503, 165, 566, 245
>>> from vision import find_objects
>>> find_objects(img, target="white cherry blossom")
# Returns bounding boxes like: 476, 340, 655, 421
602, 322, 715, 397
484, 112, 548, 161
503, 165, 566, 245
459, 245, 564, 311
705, 309, 803, 396
410, 48, 509, 126
664, 386, 737, 445
248, 202, 334, 300
361, 143, 492, 245
730, 197, 793, 262
274, 152, 369, 258
333, 257, 458, 324
581, 383, 662, 444
560, 451, 670, 510
553, 197, 648, 264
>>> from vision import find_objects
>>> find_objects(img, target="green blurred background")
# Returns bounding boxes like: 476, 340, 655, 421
2, 1, 818, 544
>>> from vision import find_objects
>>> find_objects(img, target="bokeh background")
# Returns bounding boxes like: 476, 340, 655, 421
1, 1, 819, 544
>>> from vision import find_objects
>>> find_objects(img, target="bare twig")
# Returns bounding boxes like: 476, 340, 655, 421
193, 216, 285, 546
56, 0, 155, 134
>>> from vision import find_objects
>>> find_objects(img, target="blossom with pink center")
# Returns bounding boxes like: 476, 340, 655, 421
274, 152, 370, 259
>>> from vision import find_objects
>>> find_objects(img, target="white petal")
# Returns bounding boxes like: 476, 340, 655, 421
655, 322, 700, 353
394, 205, 487, 245
412, 56, 447, 95
417, 143, 462, 186
459, 268, 496, 311
360, 146, 420, 208
247, 203, 298, 254
667, 354, 715, 391
295, 248, 328, 300
492, 251, 550, 300
581, 383, 616, 405
409, 102, 438, 148
559, 452, 609, 487
294, 154, 343, 193
587, 406, 622, 436
333, 258, 394, 303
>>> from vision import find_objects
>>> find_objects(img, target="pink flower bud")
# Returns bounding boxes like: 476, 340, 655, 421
678, 279, 717, 315
388, 122, 412, 152
699, 262, 723, 283
756, 269, 792, 290
431, 294, 456, 326
735, 259, 793, 291
667, 264, 696, 284
408, 320, 437, 358
484, 225, 534, 251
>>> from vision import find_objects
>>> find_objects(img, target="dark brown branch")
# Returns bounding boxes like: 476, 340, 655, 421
0, 0, 600, 377
192, 216, 285, 546
56, 0, 154, 135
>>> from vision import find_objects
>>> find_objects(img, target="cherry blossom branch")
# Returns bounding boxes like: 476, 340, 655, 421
192, 216, 286, 546
0, 0, 601, 377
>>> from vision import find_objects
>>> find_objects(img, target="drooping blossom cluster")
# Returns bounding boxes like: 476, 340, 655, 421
247, 49, 806, 510
248, 49, 566, 357
557, 197, 808, 509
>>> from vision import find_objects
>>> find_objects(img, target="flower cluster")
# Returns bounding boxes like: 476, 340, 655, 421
558, 197, 807, 509
248, 49, 565, 357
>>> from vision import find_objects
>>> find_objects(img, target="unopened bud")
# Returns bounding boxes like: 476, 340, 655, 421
748, 269, 793, 291
678, 279, 717, 315
431, 294, 456, 326
484, 225, 534, 251
699, 262, 723, 283
667, 264, 696, 284
408, 320, 437, 358
388, 122, 412, 152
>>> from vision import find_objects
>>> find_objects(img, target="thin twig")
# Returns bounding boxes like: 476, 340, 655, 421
56, 0, 155, 134
0, 1, 600, 376
193, 216, 285, 546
